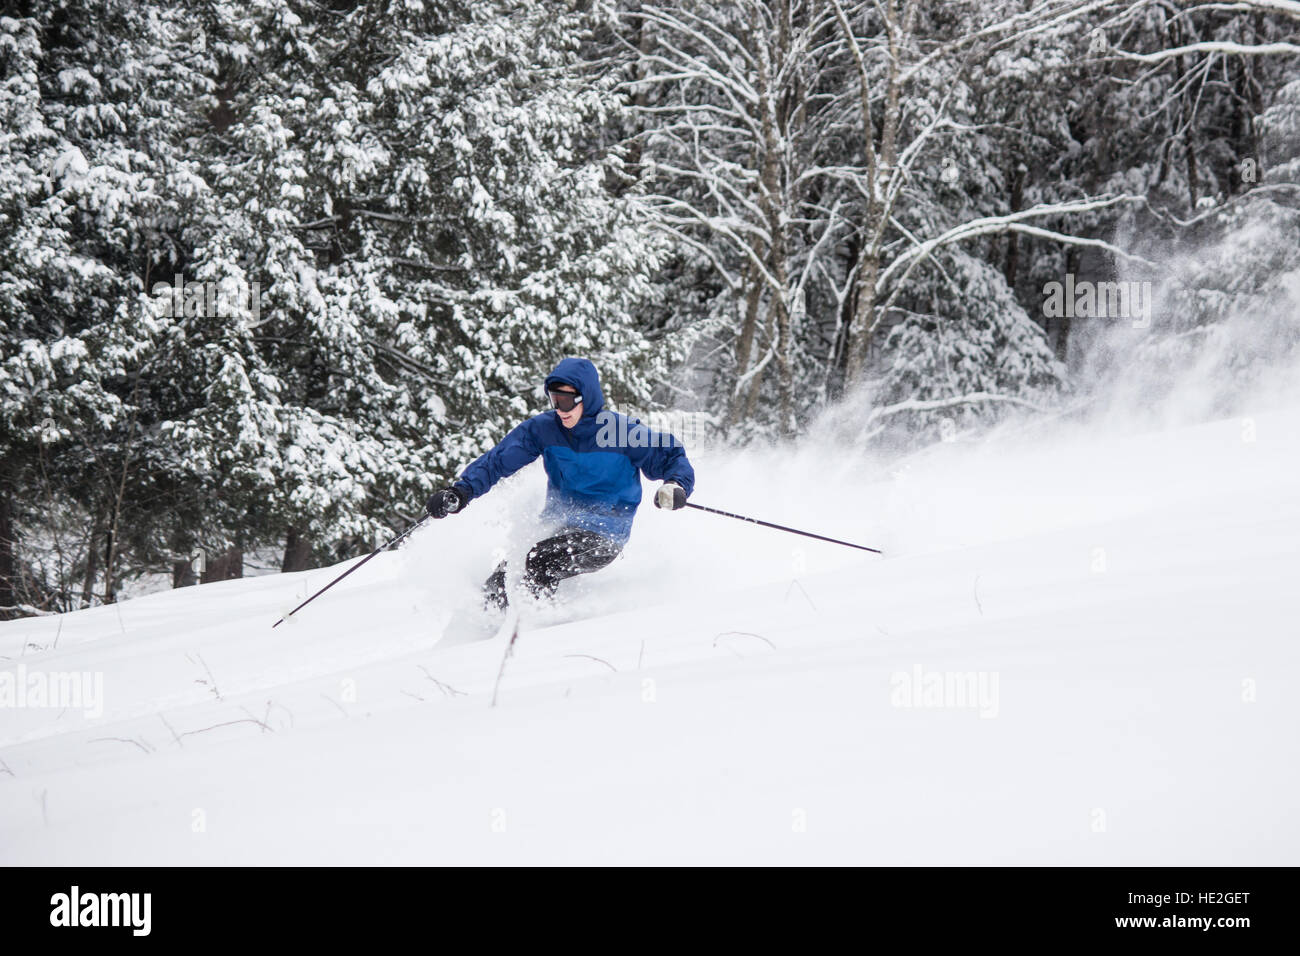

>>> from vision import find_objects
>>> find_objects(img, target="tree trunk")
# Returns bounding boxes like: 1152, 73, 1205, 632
727, 257, 766, 430
840, 0, 904, 385
1004, 160, 1026, 287
201, 548, 244, 583
102, 529, 117, 604
1185, 135, 1200, 213
622, 2, 657, 184
281, 528, 313, 572
0, 485, 16, 618
756, 5, 794, 436
741, 309, 776, 423
773, 263, 793, 436
172, 556, 198, 588
845, 244, 881, 380
1053, 247, 1080, 363
81, 523, 100, 607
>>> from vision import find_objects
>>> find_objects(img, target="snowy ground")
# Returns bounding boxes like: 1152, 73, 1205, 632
2, 406, 1297, 864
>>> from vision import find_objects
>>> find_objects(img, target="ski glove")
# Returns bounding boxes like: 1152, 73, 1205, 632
426, 485, 470, 519
654, 481, 687, 511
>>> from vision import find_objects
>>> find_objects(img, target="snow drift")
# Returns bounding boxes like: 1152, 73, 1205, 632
1, 398, 1298, 864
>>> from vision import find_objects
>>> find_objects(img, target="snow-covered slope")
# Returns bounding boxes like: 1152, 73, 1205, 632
2, 408, 1298, 864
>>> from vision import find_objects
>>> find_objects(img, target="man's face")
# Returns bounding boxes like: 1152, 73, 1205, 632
551, 385, 582, 429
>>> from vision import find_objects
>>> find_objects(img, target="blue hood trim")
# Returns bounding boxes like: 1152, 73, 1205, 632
544, 357, 605, 420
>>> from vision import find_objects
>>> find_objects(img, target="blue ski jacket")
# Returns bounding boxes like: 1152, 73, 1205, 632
452, 358, 695, 544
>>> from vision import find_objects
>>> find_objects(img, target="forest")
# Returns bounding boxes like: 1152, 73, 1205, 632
1, 0, 1297, 614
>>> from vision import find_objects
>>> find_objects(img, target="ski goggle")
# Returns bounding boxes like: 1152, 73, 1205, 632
548, 389, 582, 412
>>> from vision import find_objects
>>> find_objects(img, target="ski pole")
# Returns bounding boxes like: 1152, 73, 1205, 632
684, 502, 883, 554
271, 516, 428, 628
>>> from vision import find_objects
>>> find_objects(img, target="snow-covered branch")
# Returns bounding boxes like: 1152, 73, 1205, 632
865, 391, 1053, 425
1106, 41, 1300, 63
878, 196, 1152, 294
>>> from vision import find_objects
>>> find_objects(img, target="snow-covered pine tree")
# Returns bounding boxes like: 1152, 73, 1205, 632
188, 0, 676, 564
2, 0, 679, 608
0, 2, 219, 608
868, 249, 1067, 446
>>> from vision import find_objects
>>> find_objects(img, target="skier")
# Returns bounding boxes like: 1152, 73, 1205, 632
424, 357, 696, 610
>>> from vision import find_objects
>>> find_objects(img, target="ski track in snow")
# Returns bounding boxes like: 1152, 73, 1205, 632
1, 409, 1298, 864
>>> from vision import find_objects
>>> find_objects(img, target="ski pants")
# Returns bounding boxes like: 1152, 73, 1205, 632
483, 528, 623, 610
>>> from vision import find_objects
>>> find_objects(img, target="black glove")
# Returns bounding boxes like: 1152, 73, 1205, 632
425, 485, 471, 519
654, 481, 687, 510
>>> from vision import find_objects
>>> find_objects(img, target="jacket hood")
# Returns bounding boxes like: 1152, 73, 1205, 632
544, 357, 604, 419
